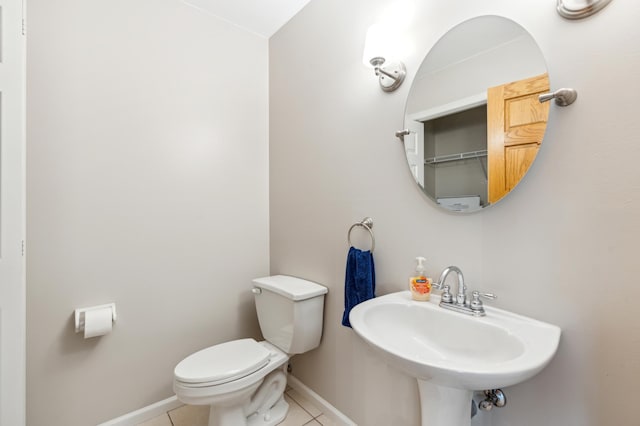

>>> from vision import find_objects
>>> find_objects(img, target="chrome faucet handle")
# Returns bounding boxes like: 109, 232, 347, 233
473, 291, 497, 300
470, 291, 497, 313
441, 285, 453, 304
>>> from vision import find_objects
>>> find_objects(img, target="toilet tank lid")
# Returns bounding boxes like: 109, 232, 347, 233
252, 275, 328, 301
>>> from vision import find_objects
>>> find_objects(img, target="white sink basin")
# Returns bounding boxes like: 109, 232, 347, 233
349, 291, 561, 425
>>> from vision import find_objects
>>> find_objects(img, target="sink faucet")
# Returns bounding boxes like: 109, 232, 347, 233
433, 266, 467, 305
433, 266, 497, 317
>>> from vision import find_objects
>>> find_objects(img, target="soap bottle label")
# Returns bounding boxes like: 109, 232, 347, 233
410, 276, 432, 301
412, 277, 430, 294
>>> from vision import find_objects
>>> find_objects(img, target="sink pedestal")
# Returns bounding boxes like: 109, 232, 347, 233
417, 380, 473, 426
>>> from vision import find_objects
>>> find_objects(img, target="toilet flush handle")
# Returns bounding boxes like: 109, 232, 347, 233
252, 288, 262, 295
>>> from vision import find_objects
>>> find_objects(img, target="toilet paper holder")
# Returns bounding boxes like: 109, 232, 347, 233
74, 303, 117, 334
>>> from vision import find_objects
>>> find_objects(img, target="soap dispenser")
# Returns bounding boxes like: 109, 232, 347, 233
410, 257, 432, 301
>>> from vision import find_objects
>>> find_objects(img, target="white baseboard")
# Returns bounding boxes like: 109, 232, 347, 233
288, 375, 357, 426
99, 377, 356, 426
97, 395, 183, 426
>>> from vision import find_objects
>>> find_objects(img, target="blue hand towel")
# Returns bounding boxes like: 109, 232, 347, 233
342, 246, 375, 328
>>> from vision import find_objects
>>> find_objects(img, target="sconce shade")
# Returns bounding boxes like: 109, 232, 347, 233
363, 24, 396, 67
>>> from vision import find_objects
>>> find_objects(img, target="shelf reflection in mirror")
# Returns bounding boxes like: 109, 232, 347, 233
403, 16, 549, 213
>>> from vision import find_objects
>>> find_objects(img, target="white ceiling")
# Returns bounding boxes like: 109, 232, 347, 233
181, 0, 312, 38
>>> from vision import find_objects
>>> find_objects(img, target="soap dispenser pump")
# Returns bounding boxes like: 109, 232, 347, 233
410, 257, 432, 301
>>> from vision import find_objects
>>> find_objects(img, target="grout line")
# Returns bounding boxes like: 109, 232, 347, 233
287, 392, 311, 415
286, 389, 323, 419
288, 375, 356, 426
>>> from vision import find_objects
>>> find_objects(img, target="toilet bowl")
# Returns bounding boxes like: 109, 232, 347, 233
173, 275, 327, 426
174, 340, 289, 426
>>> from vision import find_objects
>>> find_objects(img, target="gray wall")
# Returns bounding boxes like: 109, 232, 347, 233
270, 1, 640, 425
26, 1, 269, 425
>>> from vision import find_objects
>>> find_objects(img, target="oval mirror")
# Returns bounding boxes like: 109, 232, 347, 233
403, 16, 549, 213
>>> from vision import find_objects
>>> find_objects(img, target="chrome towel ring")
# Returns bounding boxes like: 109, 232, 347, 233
347, 217, 375, 252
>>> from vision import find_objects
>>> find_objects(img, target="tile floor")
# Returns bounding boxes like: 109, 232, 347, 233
137, 387, 336, 426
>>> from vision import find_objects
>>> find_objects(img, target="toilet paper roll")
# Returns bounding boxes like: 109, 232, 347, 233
84, 307, 113, 338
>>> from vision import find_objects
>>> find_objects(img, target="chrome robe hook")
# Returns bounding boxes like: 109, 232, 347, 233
538, 88, 578, 106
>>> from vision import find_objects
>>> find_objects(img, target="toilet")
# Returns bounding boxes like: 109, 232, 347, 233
173, 275, 328, 426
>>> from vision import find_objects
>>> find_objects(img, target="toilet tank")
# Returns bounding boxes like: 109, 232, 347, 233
252, 275, 328, 355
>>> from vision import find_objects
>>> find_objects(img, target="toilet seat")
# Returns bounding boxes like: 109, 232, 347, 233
175, 338, 270, 387
174, 340, 289, 403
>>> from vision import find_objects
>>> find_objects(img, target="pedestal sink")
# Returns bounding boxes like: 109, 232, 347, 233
349, 291, 561, 426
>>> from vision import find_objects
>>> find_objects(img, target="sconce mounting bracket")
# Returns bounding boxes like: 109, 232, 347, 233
370, 57, 406, 93
377, 61, 406, 92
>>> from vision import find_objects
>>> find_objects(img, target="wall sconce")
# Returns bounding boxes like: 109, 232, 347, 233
363, 24, 406, 92
557, 0, 613, 19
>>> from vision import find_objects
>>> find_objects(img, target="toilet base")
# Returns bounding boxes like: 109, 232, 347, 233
207, 393, 288, 426
246, 396, 288, 426
204, 366, 289, 426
